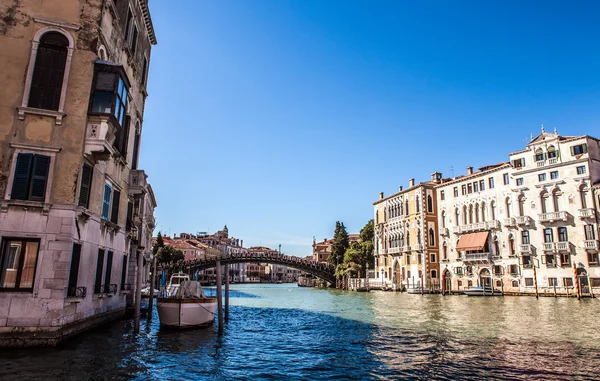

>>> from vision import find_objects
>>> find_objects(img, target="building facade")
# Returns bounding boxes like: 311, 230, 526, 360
0, 0, 157, 346
436, 130, 600, 295
312, 234, 360, 263
373, 176, 441, 291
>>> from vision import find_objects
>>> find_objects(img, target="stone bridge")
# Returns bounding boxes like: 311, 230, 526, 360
162, 252, 336, 285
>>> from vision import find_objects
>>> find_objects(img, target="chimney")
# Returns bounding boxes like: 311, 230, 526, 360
467, 166, 473, 175
431, 172, 442, 184
398, 186, 403, 192
409, 178, 415, 187
379, 192, 384, 200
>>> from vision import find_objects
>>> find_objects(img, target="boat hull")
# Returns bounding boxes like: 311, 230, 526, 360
463, 288, 503, 296
157, 298, 217, 328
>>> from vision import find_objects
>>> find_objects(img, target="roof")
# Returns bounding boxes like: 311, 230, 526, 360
139, 0, 157, 45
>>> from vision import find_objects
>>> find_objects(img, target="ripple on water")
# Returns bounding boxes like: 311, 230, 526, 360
0, 284, 599, 380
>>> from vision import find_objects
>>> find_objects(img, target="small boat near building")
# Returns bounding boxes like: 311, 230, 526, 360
157, 273, 217, 328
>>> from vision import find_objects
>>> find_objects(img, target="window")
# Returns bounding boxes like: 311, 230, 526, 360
543, 228, 554, 243
535, 149, 544, 162
27, 32, 69, 111
461, 185, 466, 195
577, 166, 586, 175
563, 277, 573, 287
560, 253, 571, 267
453, 187, 458, 197
467, 280, 473, 287
141, 56, 148, 86
522, 255, 532, 267
78, 163, 93, 208
431, 270, 437, 279
0, 239, 40, 291
120, 255, 128, 290
588, 252, 599, 266
415, 197, 420, 213
442, 244, 447, 260
550, 171, 559, 180
584, 225, 595, 240
538, 173, 546, 182
545, 254, 556, 267
102, 183, 112, 220
455, 267, 463, 276
512, 158, 525, 168
104, 251, 114, 293
89, 63, 130, 128
571, 144, 587, 155
503, 173, 509, 185
489, 177, 495, 189
473, 182, 479, 192
548, 277, 558, 287
427, 195, 433, 213
10, 153, 51, 202
67, 243, 82, 297
511, 280, 519, 287
479, 180, 485, 191
547, 146, 557, 159
430, 253, 436, 263
508, 235, 515, 256
124, 8, 133, 40
558, 227, 568, 242
428, 228, 435, 246
516, 178, 523, 186
130, 25, 139, 54
467, 183, 473, 194
524, 278, 534, 287
509, 264, 519, 275
94, 249, 105, 294
406, 254, 411, 265
440, 190, 445, 201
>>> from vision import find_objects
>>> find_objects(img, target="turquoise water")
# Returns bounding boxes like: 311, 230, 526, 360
2, 284, 599, 380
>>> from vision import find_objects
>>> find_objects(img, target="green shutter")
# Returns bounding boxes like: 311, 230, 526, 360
582, 143, 588, 153
102, 184, 111, 219
29, 155, 50, 201
11, 153, 33, 200
78, 164, 93, 208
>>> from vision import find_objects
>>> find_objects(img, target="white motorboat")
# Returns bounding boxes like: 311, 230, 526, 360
463, 286, 503, 296
157, 274, 217, 328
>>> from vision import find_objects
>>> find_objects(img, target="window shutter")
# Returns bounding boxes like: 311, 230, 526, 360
541, 255, 546, 264
68, 243, 82, 289
111, 189, 120, 224
570, 146, 575, 155
131, 132, 140, 169
104, 251, 113, 290
102, 184, 111, 219
126, 201, 133, 231
29, 155, 51, 201
582, 143, 588, 153
94, 249, 105, 294
131, 26, 138, 54
11, 153, 33, 200
78, 164, 93, 208
28, 33, 68, 111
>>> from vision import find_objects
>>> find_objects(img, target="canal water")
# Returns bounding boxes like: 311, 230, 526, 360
1, 284, 599, 380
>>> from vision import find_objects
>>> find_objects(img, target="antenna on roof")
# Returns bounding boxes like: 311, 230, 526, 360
449, 166, 454, 178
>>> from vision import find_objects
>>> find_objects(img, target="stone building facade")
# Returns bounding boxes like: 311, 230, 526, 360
0, 0, 157, 346
436, 130, 600, 296
373, 175, 441, 291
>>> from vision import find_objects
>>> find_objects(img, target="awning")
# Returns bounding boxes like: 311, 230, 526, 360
456, 232, 489, 251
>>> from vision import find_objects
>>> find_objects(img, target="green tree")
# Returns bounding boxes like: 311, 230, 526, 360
152, 231, 164, 255
358, 219, 375, 274
328, 221, 349, 268
156, 245, 184, 264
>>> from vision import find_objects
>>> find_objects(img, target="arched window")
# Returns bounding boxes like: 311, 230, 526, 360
415, 196, 420, 213
552, 189, 561, 212
535, 148, 544, 162
474, 203, 480, 223
442, 242, 448, 259
405, 199, 409, 215
462, 205, 468, 225
508, 234, 515, 256
547, 145, 557, 159
428, 228, 435, 246
399, 202, 403, 215
505, 197, 511, 218
417, 229, 421, 245
27, 32, 70, 111
406, 231, 410, 246
427, 195, 433, 213
455, 208, 460, 226
481, 202, 487, 221
494, 236, 500, 257
376, 210, 379, 224
468, 204, 474, 224
540, 191, 548, 213
518, 195, 526, 216
491, 200, 496, 220
580, 187, 588, 209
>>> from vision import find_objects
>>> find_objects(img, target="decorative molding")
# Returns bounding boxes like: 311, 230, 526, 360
10, 143, 61, 153
17, 106, 66, 125
33, 17, 81, 31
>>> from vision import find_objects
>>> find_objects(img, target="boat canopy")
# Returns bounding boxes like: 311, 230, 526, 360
175, 281, 205, 299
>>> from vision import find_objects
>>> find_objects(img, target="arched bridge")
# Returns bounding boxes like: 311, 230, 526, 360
161, 252, 336, 285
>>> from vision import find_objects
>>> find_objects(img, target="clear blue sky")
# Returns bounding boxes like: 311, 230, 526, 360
141, 0, 600, 255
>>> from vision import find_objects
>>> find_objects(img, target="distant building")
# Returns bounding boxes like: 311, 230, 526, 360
312, 234, 360, 263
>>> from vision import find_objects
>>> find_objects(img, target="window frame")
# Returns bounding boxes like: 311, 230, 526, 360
4, 145, 59, 203
88, 62, 131, 129
0, 238, 41, 292
503, 173, 509, 185
576, 166, 586, 175
516, 178, 524, 186
489, 177, 495, 189
18, 27, 75, 125
550, 171, 559, 180
538, 173, 546, 182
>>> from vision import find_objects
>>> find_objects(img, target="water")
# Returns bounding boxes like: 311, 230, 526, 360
1, 284, 599, 380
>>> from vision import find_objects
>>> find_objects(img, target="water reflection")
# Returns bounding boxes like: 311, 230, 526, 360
0, 285, 598, 380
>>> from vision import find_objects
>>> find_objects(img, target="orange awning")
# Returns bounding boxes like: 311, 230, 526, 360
456, 232, 489, 251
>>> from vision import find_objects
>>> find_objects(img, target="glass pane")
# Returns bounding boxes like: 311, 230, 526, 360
91, 91, 114, 114
19, 241, 39, 288
1, 241, 22, 288
118, 78, 125, 98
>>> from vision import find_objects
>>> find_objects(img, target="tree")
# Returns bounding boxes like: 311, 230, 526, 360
358, 219, 375, 275
156, 245, 184, 265
328, 221, 349, 268
152, 231, 164, 255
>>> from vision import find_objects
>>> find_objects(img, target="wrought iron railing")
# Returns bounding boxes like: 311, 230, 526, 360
122, 283, 132, 291
67, 286, 87, 298
105, 284, 117, 294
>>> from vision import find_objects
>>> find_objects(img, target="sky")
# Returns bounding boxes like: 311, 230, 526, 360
141, 0, 600, 256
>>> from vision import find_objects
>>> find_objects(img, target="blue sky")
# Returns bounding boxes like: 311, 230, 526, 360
141, 0, 600, 255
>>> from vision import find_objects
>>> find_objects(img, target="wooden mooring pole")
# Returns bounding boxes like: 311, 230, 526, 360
216, 260, 223, 334
147, 256, 157, 317
134, 247, 143, 333
225, 264, 230, 322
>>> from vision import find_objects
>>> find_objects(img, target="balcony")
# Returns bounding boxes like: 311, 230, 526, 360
579, 208, 595, 219
515, 216, 533, 226
452, 226, 461, 234
378, 249, 388, 255
548, 158, 558, 165
66, 286, 87, 299
463, 252, 491, 264
538, 211, 568, 223
439, 227, 449, 236
129, 169, 148, 196
460, 222, 487, 233
519, 244, 532, 253
584, 240, 599, 251
401, 245, 411, 253
555, 241, 570, 252
388, 247, 400, 254
542, 242, 555, 252
413, 243, 423, 251
486, 220, 501, 230
84, 115, 117, 161
504, 218, 516, 227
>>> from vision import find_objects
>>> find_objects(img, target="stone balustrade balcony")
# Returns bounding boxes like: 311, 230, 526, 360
388, 247, 400, 254
486, 220, 501, 230
463, 252, 491, 264
129, 169, 148, 196
378, 249, 388, 255
538, 211, 568, 223
504, 218, 516, 227
555, 241, 570, 252
84, 115, 117, 161
439, 227, 449, 236
515, 216, 533, 226
583, 240, 598, 251
452, 226, 461, 234
519, 244, 533, 253
413, 243, 423, 251
401, 245, 411, 253
579, 208, 595, 219
542, 242, 555, 252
